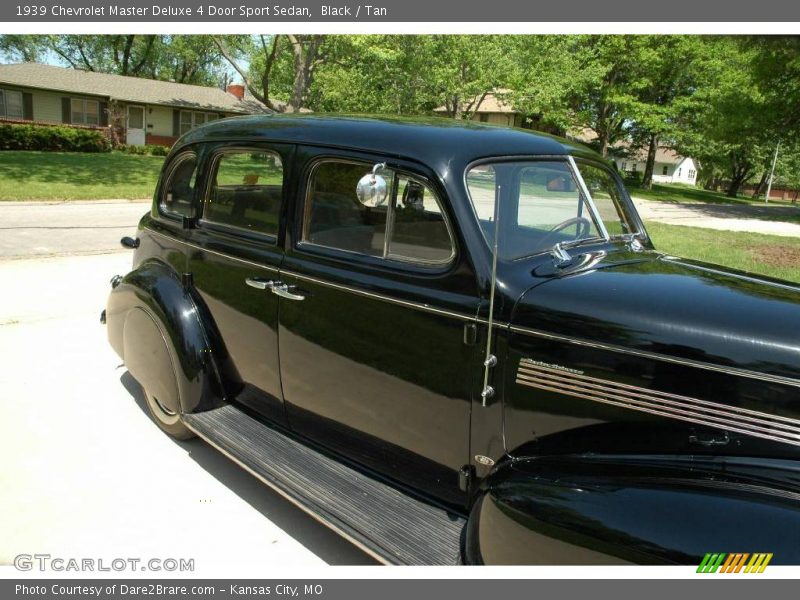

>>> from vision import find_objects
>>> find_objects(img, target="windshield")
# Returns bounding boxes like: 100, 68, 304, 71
465, 159, 637, 260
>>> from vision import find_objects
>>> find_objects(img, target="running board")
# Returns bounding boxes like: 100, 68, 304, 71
183, 404, 465, 565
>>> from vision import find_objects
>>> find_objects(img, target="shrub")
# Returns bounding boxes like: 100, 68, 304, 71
117, 143, 170, 156
148, 145, 170, 156
0, 123, 111, 152
624, 171, 644, 186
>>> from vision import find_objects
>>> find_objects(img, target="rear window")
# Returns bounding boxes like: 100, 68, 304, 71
160, 152, 198, 219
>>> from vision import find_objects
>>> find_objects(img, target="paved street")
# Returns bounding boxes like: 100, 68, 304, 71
0, 200, 151, 259
0, 202, 374, 570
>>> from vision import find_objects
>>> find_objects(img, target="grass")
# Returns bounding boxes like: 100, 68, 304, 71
628, 181, 797, 207
0, 151, 165, 200
646, 221, 800, 284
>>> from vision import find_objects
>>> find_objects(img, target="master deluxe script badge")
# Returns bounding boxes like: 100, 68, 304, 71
520, 358, 585, 376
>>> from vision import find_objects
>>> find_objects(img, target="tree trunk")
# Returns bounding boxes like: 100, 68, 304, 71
751, 171, 769, 198
727, 172, 749, 198
598, 132, 609, 158
642, 134, 658, 190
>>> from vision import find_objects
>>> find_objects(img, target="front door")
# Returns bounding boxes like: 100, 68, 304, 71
126, 105, 146, 146
278, 151, 480, 506
186, 143, 292, 423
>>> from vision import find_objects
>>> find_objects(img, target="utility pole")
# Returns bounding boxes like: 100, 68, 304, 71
764, 141, 780, 204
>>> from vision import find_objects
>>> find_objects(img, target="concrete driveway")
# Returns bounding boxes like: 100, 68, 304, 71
0, 202, 374, 571
633, 197, 800, 237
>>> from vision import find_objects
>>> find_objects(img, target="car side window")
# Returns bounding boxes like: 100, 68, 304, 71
388, 176, 454, 263
303, 160, 454, 265
204, 149, 284, 237
160, 152, 198, 219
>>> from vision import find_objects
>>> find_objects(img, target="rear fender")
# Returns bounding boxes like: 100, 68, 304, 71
465, 455, 800, 565
105, 258, 238, 414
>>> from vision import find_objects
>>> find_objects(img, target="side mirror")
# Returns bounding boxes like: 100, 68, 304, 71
120, 236, 140, 249
356, 162, 389, 207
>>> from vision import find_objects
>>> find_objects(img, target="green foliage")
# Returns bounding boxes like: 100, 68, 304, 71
0, 123, 111, 152
117, 143, 170, 156
0, 34, 232, 86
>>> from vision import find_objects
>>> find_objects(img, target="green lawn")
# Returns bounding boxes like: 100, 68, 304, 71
628, 181, 796, 206
646, 221, 800, 284
0, 151, 165, 200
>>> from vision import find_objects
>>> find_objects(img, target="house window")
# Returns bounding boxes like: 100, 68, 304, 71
180, 110, 219, 135
0, 89, 24, 119
678, 168, 682, 177
631, 163, 637, 172
620, 162, 627, 171
688, 169, 696, 180
70, 98, 99, 125
479, 113, 489, 123
662, 165, 669, 176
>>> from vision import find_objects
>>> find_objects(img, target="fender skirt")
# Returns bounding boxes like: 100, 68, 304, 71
466, 455, 800, 565
105, 259, 237, 414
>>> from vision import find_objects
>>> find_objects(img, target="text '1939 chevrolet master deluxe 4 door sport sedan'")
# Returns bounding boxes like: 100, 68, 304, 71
103, 115, 800, 566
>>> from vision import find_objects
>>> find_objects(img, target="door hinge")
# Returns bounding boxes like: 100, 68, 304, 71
458, 465, 476, 493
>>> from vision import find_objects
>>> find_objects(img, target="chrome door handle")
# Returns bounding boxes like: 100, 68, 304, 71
245, 277, 278, 290
271, 284, 306, 301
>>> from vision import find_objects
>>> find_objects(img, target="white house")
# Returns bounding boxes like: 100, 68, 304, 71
613, 147, 699, 186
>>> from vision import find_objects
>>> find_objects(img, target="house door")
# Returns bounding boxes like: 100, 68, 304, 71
126, 105, 146, 146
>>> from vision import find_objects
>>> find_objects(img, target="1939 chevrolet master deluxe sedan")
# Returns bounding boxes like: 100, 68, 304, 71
104, 115, 800, 565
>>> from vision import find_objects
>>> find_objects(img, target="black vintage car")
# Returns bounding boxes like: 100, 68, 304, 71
104, 115, 800, 566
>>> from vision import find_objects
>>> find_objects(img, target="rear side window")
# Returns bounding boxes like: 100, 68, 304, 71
204, 149, 284, 237
160, 152, 198, 219
303, 160, 454, 265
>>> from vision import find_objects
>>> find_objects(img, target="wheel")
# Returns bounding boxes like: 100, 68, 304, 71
143, 385, 195, 440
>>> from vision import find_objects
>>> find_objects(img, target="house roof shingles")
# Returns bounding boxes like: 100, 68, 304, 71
0, 62, 269, 114
434, 89, 519, 115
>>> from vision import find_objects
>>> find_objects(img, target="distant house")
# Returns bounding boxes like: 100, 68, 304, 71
613, 147, 699, 186
434, 89, 523, 127
568, 128, 699, 186
0, 62, 270, 146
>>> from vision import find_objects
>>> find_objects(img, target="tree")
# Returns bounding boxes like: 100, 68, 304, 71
626, 36, 707, 188
214, 34, 325, 112
0, 34, 232, 86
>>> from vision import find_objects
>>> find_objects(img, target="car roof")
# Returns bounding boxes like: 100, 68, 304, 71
175, 114, 602, 168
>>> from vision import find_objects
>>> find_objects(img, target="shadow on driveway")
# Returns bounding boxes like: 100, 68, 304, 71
120, 371, 377, 566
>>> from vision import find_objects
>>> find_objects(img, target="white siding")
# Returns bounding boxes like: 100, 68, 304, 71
616, 157, 698, 186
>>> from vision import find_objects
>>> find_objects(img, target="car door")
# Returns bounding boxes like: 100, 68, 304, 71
278, 148, 481, 506
185, 142, 293, 424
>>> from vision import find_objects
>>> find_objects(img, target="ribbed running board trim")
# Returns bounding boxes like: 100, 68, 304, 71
183, 404, 464, 565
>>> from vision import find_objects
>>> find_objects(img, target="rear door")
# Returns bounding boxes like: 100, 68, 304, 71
186, 143, 293, 423
277, 148, 480, 506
